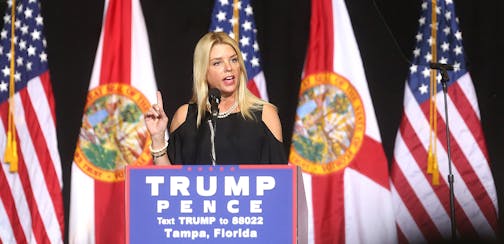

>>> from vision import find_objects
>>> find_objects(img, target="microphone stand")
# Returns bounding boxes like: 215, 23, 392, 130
209, 106, 218, 166
439, 67, 457, 241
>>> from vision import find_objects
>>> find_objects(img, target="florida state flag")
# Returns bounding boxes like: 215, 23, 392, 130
289, 0, 396, 243
68, 0, 157, 243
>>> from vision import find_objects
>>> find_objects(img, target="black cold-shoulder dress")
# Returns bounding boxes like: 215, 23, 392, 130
167, 103, 287, 165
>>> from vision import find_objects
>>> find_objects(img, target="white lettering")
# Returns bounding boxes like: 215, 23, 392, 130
227, 200, 239, 213
196, 176, 217, 196
250, 200, 262, 213
203, 200, 216, 213
170, 176, 190, 196
157, 200, 170, 213
224, 176, 249, 196
145, 176, 164, 196
256, 176, 275, 196
180, 200, 193, 213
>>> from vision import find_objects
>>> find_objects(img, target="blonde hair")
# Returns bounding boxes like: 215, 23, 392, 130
191, 32, 268, 127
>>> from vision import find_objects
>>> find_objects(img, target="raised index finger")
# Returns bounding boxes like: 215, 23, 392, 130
156, 91, 164, 110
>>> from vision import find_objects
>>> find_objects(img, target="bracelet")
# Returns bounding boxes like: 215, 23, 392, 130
149, 140, 168, 154
152, 151, 167, 160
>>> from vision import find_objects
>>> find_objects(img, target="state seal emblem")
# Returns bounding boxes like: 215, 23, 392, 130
290, 72, 365, 174
74, 84, 152, 182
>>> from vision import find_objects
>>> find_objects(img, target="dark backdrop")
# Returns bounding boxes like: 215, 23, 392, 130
25, 0, 504, 242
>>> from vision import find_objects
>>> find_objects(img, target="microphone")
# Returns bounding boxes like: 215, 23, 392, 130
208, 88, 221, 166
429, 62, 454, 71
208, 88, 221, 117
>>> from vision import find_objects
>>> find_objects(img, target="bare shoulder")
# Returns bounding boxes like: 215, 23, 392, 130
169, 104, 189, 133
261, 103, 283, 142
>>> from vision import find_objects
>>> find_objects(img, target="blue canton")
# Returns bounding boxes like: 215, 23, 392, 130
409, 0, 466, 104
209, 0, 262, 81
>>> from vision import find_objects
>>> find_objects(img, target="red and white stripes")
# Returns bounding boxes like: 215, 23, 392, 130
0, 73, 64, 244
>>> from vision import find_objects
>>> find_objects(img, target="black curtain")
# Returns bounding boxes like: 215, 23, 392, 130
21, 0, 502, 242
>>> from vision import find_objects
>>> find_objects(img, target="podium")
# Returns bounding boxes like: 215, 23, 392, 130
126, 165, 307, 244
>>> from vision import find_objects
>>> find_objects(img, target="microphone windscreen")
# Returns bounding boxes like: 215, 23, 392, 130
209, 88, 221, 104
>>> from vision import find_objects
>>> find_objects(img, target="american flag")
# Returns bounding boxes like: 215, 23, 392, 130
390, 0, 498, 242
0, 0, 64, 243
209, 0, 269, 100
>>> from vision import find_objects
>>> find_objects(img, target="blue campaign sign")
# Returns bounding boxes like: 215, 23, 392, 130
126, 165, 297, 244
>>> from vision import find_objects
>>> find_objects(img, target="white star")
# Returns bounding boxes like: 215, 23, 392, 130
241, 52, 248, 61
16, 56, 23, 66
253, 41, 259, 52
422, 67, 430, 78
245, 4, 253, 16
219, 0, 229, 6
413, 47, 420, 57
214, 26, 224, 32
436, 73, 442, 83
3, 14, 11, 24
36, 14, 43, 25
228, 32, 235, 40
454, 30, 462, 40
454, 45, 462, 55
421, 2, 428, 10
435, 6, 441, 15
31, 29, 41, 41
15, 19, 21, 29
216, 11, 226, 22
453, 61, 461, 72
443, 26, 450, 35
419, 17, 426, 26
250, 56, 259, 67
441, 42, 450, 52
424, 52, 432, 63
415, 32, 422, 42
27, 45, 36, 56
26, 62, 32, 71
439, 57, 448, 64
0, 46, 3, 55
445, 11, 452, 20
39, 51, 47, 62
419, 83, 428, 94
2, 66, 10, 77
240, 36, 250, 47
0, 81, 7, 92
410, 64, 418, 74
16, 3, 23, 13
20, 24, 29, 35
446, 0, 453, 4
0, 29, 7, 40
24, 7, 33, 19
14, 71, 20, 82
242, 20, 252, 31
19, 40, 27, 50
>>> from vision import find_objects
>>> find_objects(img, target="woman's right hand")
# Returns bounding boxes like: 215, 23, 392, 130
144, 91, 169, 149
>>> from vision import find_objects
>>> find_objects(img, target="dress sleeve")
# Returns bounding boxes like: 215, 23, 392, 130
167, 127, 181, 165
261, 122, 288, 164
